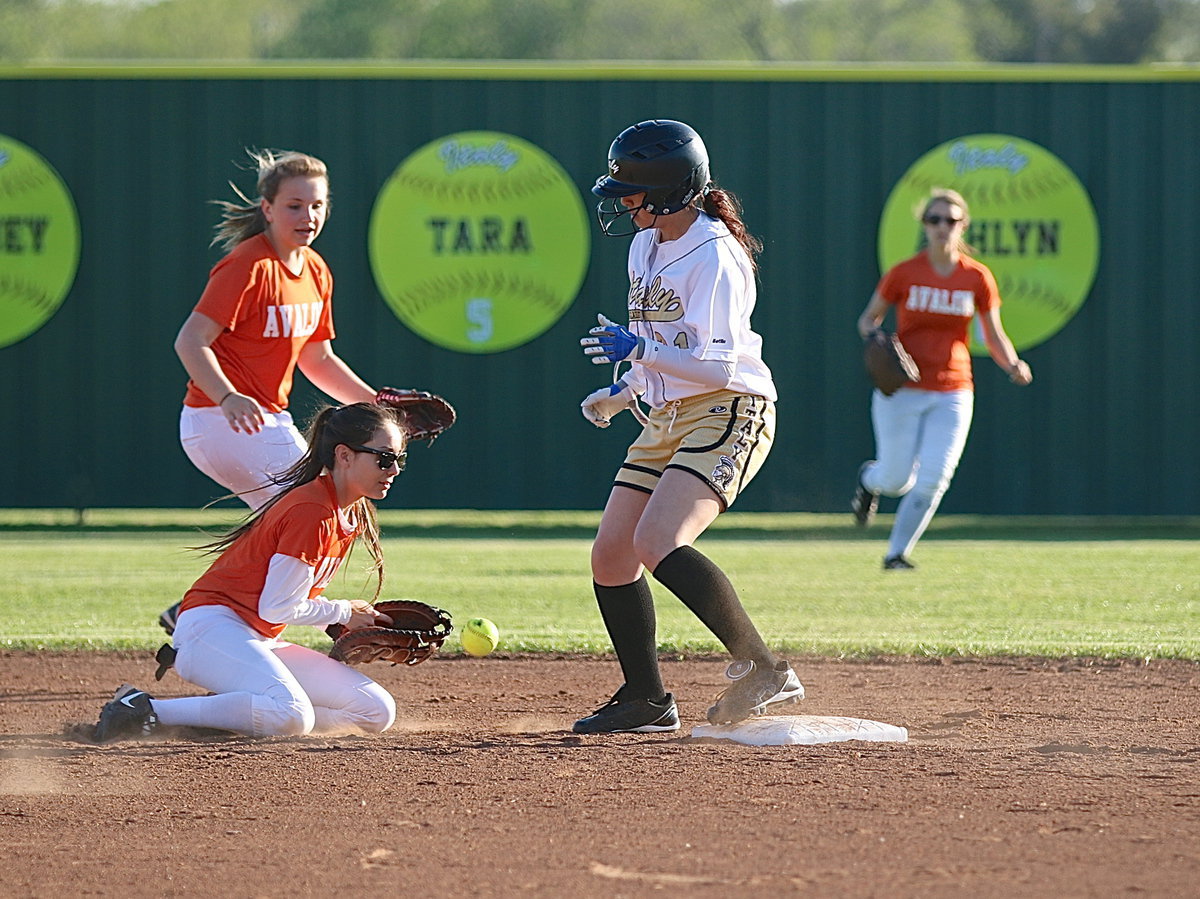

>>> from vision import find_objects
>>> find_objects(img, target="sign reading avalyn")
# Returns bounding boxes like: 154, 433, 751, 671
878, 134, 1099, 352
369, 132, 590, 354
0, 135, 80, 349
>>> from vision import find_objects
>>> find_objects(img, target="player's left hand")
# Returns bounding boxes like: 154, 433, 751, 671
581, 313, 642, 365
327, 600, 453, 667
1007, 359, 1033, 386
347, 599, 393, 630
581, 379, 640, 428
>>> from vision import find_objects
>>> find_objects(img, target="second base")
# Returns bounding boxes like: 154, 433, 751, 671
690, 715, 908, 746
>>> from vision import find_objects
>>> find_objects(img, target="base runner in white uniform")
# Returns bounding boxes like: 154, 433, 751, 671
574, 119, 804, 734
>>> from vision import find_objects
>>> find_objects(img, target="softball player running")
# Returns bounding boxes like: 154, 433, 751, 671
852, 188, 1032, 569
94, 403, 403, 742
574, 119, 803, 734
163, 150, 382, 634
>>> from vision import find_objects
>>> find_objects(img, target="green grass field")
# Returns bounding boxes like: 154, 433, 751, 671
1, 509, 1196, 659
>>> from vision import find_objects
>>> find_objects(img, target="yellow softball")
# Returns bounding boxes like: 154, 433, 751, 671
461, 618, 500, 657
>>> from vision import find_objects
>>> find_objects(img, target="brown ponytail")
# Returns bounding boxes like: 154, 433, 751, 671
701, 186, 763, 272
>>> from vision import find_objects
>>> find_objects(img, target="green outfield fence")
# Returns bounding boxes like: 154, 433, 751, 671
1, 63, 1196, 514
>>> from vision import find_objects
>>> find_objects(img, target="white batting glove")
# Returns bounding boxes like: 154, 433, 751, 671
581, 378, 641, 428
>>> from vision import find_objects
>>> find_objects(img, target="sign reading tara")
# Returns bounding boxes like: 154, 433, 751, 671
369, 132, 590, 354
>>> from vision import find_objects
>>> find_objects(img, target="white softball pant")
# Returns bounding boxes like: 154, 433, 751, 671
179, 406, 307, 510
861, 388, 974, 559
151, 604, 395, 737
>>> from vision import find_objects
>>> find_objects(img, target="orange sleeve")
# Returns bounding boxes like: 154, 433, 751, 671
273, 504, 337, 567
876, 262, 907, 306
194, 251, 262, 330
973, 260, 1001, 312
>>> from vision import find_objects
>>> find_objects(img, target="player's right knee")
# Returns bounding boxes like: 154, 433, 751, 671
351, 685, 396, 734
591, 542, 635, 584
872, 468, 918, 496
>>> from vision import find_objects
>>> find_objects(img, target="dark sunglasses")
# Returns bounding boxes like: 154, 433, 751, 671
347, 444, 407, 471
922, 214, 963, 227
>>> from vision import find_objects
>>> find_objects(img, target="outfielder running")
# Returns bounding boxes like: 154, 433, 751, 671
852, 188, 1033, 569
574, 119, 803, 734
93, 403, 403, 742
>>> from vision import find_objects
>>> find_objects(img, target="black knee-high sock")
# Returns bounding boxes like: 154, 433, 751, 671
652, 545, 774, 666
594, 576, 665, 701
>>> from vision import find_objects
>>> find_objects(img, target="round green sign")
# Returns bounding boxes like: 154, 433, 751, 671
0, 135, 80, 348
369, 132, 590, 354
879, 134, 1099, 352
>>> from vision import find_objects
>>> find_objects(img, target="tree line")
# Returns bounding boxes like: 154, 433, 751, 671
2, 0, 1197, 64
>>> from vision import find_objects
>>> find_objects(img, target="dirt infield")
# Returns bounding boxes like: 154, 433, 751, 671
1, 652, 1197, 897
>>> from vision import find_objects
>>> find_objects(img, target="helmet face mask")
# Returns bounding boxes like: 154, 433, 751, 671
592, 119, 710, 237
593, 194, 646, 237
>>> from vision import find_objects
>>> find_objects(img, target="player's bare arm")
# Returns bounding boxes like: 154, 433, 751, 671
174, 310, 265, 434
296, 339, 377, 404
857, 292, 889, 339
978, 307, 1032, 385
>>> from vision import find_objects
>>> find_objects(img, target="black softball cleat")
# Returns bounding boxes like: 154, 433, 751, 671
158, 602, 182, 636
572, 687, 680, 734
851, 462, 880, 527
94, 684, 159, 743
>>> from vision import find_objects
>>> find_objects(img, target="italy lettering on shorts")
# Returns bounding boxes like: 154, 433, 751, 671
708, 409, 761, 491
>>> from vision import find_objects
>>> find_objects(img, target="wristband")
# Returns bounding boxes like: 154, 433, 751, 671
218, 391, 235, 405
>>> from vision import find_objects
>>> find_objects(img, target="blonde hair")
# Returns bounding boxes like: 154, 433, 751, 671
211, 149, 329, 252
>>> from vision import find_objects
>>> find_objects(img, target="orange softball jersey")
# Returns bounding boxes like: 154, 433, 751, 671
876, 251, 1000, 392
180, 475, 361, 638
182, 233, 335, 412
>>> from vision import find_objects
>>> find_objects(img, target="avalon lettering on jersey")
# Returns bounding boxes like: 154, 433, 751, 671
262, 302, 324, 339
966, 219, 1060, 256
425, 217, 532, 254
311, 555, 343, 592
904, 285, 976, 317
1, 217, 49, 253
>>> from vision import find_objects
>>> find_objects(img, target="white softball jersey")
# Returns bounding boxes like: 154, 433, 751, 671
622, 212, 776, 409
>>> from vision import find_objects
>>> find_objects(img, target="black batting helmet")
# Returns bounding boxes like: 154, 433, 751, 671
592, 119, 711, 235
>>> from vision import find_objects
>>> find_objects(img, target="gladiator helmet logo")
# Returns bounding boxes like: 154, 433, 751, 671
711, 455, 736, 489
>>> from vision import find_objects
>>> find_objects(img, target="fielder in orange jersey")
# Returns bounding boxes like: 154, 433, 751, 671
176, 149, 379, 512
94, 403, 405, 742
851, 188, 1033, 570
164, 149, 397, 636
